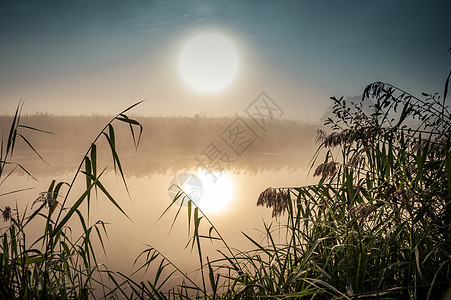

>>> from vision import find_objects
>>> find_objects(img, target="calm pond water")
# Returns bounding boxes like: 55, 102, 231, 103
1, 116, 320, 291
4, 166, 316, 273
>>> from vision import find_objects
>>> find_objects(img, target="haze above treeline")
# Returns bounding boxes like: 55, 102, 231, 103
0, 115, 320, 177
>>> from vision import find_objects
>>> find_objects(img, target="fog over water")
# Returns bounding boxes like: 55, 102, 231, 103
0, 115, 320, 286
1, 115, 319, 175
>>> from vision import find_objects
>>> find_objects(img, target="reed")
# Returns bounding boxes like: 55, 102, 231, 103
0, 101, 144, 299
132, 70, 451, 299
1, 63, 450, 299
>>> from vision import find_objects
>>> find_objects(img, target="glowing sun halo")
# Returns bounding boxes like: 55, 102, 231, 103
179, 33, 239, 93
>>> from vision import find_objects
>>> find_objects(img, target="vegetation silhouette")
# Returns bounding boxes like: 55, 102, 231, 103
131, 67, 451, 298
0, 116, 317, 176
0, 101, 144, 299
1, 55, 450, 298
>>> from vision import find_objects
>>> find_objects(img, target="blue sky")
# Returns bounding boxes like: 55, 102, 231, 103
0, 0, 450, 120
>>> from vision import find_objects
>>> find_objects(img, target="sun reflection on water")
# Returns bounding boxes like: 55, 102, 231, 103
194, 169, 234, 214
168, 169, 234, 214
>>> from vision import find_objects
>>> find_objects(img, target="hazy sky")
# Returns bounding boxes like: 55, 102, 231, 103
1, 0, 450, 121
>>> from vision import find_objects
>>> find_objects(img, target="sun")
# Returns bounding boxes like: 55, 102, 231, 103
179, 33, 239, 93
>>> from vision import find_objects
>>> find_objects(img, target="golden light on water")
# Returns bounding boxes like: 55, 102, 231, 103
194, 170, 234, 213
168, 170, 235, 214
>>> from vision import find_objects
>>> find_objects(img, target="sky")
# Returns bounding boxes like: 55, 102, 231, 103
0, 0, 450, 279
0, 0, 450, 121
